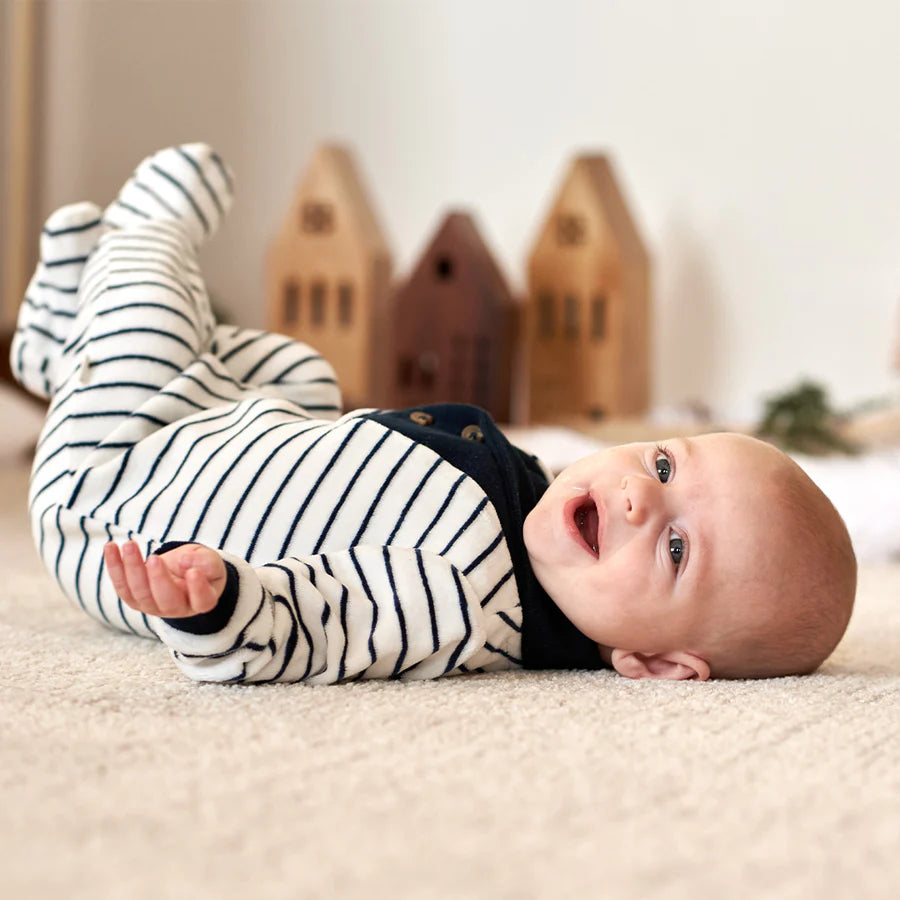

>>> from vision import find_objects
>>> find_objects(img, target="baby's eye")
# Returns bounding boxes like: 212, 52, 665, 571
669, 531, 685, 569
654, 447, 672, 483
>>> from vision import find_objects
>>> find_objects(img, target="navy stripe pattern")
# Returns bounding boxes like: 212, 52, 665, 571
12, 201, 105, 399
13, 144, 523, 684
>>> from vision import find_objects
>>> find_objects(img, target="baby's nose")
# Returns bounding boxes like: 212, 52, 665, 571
620, 475, 661, 525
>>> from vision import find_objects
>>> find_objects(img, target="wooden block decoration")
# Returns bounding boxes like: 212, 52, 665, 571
526, 155, 650, 423
390, 211, 518, 422
266, 145, 392, 409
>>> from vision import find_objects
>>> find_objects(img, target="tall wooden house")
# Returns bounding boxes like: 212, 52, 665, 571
266, 145, 392, 409
526, 155, 650, 422
391, 211, 517, 422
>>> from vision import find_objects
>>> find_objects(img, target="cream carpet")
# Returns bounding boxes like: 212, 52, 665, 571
1, 409, 899, 898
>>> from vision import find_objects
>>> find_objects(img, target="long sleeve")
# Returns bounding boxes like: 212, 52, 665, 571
153, 545, 493, 684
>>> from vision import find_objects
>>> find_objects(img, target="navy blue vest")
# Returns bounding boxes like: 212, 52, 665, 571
367, 404, 607, 671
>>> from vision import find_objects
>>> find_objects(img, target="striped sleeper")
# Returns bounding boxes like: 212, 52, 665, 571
12, 144, 526, 684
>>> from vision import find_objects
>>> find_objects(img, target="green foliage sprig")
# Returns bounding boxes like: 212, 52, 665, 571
755, 380, 858, 455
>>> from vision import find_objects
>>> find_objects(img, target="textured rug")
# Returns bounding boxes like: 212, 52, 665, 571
1, 391, 899, 899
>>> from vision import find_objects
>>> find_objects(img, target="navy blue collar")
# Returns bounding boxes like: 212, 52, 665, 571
367, 405, 607, 671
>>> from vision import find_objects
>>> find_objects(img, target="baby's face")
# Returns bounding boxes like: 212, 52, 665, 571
523, 433, 784, 659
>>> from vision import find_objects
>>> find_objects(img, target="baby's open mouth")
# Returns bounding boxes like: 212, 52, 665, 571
574, 500, 600, 557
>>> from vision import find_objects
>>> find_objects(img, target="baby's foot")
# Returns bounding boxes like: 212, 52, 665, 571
102, 144, 234, 247
10, 202, 103, 399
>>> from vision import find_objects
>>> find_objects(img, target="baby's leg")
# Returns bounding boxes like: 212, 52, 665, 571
23, 146, 234, 636
31, 146, 233, 485
11, 202, 104, 400
209, 324, 343, 419
102, 143, 232, 247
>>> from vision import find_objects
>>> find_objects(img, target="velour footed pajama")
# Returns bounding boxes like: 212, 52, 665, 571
12, 144, 605, 684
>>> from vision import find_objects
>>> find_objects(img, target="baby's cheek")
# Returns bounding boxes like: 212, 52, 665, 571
524, 497, 559, 551
522, 508, 541, 553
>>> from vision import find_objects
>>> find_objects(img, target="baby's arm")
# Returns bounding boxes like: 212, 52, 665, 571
105, 541, 488, 685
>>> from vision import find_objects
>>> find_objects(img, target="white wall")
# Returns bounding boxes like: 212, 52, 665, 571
34, 0, 900, 421
0, 0, 12, 312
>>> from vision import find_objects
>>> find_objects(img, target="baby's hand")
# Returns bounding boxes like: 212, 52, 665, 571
103, 541, 227, 618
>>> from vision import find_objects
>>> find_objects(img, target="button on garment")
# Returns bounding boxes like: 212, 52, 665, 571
461, 424, 485, 442
409, 410, 434, 426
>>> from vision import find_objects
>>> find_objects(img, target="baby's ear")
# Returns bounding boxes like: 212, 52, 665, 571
610, 649, 710, 681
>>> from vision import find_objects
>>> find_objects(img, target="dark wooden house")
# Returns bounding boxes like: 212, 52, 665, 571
391, 211, 517, 422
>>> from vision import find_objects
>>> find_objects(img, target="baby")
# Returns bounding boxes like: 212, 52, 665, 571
11, 145, 857, 684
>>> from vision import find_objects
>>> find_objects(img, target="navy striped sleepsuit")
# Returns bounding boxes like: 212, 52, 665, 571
12, 144, 586, 685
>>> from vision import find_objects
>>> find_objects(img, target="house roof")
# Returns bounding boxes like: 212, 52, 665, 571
278, 144, 390, 256
401, 210, 515, 305
532, 154, 649, 267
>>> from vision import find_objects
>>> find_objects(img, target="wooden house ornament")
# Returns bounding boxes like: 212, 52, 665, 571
391, 211, 517, 422
526, 154, 650, 423
267, 145, 392, 409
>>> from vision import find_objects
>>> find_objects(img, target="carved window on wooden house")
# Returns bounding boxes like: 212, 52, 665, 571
474, 335, 491, 405
591, 295, 607, 341
397, 350, 442, 389
538, 291, 554, 339
338, 283, 354, 327
283, 280, 300, 326
435, 255, 455, 281
397, 356, 414, 387
557, 214, 586, 246
419, 350, 439, 389
311, 281, 326, 326
449, 335, 467, 395
301, 202, 334, 234
564, 294, 579, 339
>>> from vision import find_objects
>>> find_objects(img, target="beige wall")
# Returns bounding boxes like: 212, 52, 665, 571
14, 0, 900, 420
1, 0, 10, 321
2, 0, 42, 325
36, 0, 264, 320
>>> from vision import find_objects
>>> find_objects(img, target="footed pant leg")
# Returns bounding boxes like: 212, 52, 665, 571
31, 145, 233, 503
11, 144, 232, 406
20, 145, 234, 637
10, 202, 104, 400
209, 324, 342, 419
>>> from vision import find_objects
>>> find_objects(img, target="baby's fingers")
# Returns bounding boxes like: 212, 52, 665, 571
184, 566, 220, 614
164, 543, 225, 585
120, 541, 155, 615
145, 554, 194, 617
106, 541, 162, 614
103, 542, 135, 606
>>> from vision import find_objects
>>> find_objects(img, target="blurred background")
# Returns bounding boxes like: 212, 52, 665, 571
3, 0, 899, 423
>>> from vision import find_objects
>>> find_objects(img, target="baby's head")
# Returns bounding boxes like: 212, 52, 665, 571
523, 432, 856, 680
